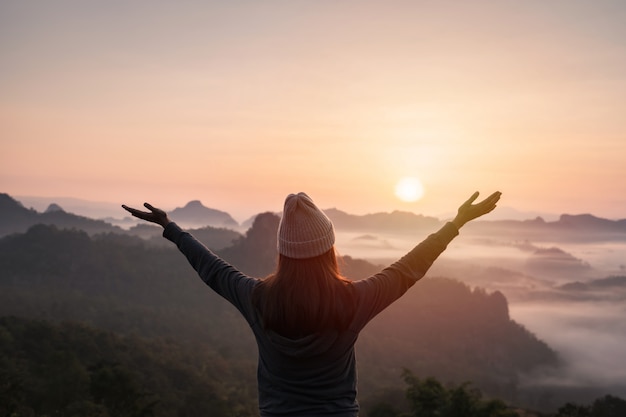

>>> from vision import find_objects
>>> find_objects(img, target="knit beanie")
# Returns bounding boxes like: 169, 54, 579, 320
277, 192, 335, 259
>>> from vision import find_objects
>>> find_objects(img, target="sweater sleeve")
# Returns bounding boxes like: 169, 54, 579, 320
351, 222, 459, 329
162, 222, 258, 320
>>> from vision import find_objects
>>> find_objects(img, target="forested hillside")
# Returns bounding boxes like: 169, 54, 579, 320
0, 211, 561, 414
0, 316, 257, 417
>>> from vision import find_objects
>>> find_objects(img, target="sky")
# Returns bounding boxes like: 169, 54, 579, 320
2, 0, 625, 221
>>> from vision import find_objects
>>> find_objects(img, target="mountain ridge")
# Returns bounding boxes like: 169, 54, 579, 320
169, 200, 239, 229
3, 193, 626, 242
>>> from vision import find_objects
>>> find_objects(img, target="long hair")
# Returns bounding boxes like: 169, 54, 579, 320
252, 248, 356, 338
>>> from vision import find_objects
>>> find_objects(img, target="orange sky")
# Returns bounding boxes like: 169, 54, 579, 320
2, 1, 625, 221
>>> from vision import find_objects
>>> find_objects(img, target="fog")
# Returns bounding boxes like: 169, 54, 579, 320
336, 229, 626, 398
512, 301, 626, 387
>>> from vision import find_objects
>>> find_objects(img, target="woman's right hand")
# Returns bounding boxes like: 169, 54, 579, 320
452, 191, 501, 229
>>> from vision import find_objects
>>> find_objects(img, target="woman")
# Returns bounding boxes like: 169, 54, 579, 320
122, 190, 501, 417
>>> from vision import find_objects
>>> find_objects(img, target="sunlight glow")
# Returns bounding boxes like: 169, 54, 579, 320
394, 177, 425, 203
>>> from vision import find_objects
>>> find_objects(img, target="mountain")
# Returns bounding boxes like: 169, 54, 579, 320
557, 214, 626, 231
169, 200, 239, 229
0, 194, 243, 253
44, 203, 64, 213
323, 208, 626, 243
0, 193, 123, 237
6, 192, 626, 242
524, 246, 593, 278
16, 195, 127, 219
558, 275, 626, 300
461, 214, 626, 243
324, 208, 442, 232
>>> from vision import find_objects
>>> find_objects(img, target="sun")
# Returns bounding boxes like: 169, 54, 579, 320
394, 177, 425, 202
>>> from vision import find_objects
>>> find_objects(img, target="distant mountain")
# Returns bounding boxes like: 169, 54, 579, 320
324, 208, 442, 232
473, 213, 626, 230
558, 213, 626, 230
324, 208, 626, 242
512, 274, 626, 303
560, 276, 626, 292
16, 195, 126, 219
463, 213, 626, 243
5, 192, 626, 243
524, 246, 593, 279
169, 200, 239, 229
240, 214, 263, 231
0, 193, 37, 232
0, 193, 123, 237
44, 203, 64, 213
241, 208, 442, 235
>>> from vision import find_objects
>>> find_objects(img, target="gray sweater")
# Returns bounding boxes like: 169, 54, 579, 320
163, 221, 459, 417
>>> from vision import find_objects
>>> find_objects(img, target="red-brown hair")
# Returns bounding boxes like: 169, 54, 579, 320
252, 248, 356, 338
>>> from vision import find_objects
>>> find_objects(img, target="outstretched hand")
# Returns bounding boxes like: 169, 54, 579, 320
121, 203, 172, 228
452, 191, 501, 229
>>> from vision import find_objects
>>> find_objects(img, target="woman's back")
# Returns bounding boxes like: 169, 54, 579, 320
252, 250, 356, 339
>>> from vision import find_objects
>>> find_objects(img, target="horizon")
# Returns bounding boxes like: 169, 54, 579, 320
2, 1, 626, 222
11, 192, 620, 224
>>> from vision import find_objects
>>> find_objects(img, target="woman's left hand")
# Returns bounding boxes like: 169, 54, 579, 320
122, 203, 172, 228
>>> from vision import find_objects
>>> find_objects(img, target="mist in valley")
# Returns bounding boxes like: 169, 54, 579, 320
336, 225, 626, 401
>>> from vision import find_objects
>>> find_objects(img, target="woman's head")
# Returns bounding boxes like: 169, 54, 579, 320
253, 193, 355, 338
277, 192, 335, 259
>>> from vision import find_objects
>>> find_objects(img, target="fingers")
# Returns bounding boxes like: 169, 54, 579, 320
122, 202, 165, 218
477, 191, 501, 205
121, 204, 140, 215
485, 192, 501, 208
487, 191, 502, 202
121, 204, 150, 219
463, 191, 480, 206
144, 202, 167, 215
477, 191, 501, 213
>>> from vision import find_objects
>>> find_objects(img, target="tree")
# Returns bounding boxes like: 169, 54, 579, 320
400, 370, 517, 417
590, 395, 626, 417
367, 402, 401, 417
90, 362, 157, 417
447, 382, 481, 417
403, 370, 448, 417
556, 403, 591, 417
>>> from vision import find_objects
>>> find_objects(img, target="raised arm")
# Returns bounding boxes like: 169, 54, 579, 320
451, 191, 501, 230
351, 190, 502, 326
121, 202, 258, 319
